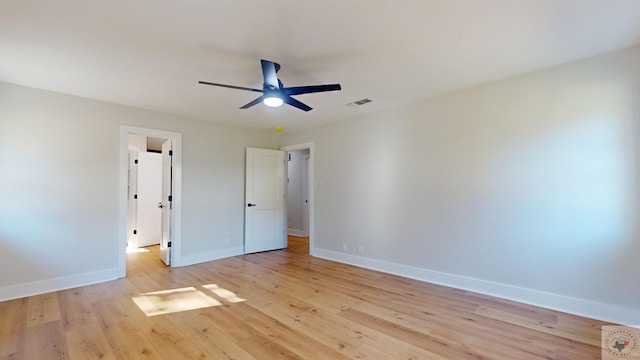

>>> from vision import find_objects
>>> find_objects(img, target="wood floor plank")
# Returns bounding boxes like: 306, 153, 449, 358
0, 298, 28, 357
90, 300, 162, 360
57, 288, 96, 332
81, 282, 116, 304
23, 321, 69, 360
349, 343, 400, 360
272, 299, 447, 360
26, 293, 61, 327
118, 296, 210, 360
0, 352, 24, 360
339, 307, 487, 360
231, 302, 352, 359
460, 317, 559, 357
0, 237, 618, 359
207, 256, 443, 358
103, 278, 145, 303
236, 333, 304, 360
554, 346, 602, 360
196, 305, 258, 343
258, 302, 369, 355
167, 309, 257, 360
248, 257, 536, 357
474, 304, 601, 346
65, 323, 117, 360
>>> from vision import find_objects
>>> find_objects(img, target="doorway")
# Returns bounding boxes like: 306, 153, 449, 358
281, 142, 315, 255
286, 149, 310, 238
118, 126, 182, 278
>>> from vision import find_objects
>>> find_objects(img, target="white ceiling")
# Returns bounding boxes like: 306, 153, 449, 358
2, 1, 640, 132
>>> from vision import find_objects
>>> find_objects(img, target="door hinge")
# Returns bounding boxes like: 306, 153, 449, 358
168, 241, 172, 247
169, 150, 173, 156
168, 195, 172, 202
134, 194, 138, 199
134, 159, 138, 164
133, 229, 137, 235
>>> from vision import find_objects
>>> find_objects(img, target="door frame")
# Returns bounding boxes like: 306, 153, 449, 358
302, 154, 310, 237
280, 142, 315, 255
118, 126, 183, 277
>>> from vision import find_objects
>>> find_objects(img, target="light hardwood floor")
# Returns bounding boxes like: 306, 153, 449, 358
0, 236, 610, 359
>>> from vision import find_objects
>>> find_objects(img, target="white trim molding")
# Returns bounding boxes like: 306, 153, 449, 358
179, 247, 245, 267
0, 268, 120, 302
312, 247, 640, 327
288, 228, 306, 237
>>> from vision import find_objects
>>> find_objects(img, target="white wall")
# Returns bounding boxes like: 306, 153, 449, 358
282, 46, 640, 324
0, 82, 277, 299
287, 149, 308, 236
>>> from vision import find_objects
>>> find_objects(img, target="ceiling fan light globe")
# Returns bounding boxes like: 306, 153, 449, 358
264, 96, 284, 107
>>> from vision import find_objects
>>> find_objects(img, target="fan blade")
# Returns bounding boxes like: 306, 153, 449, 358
240, 95, 266, 109
261, 60, 280, 89
283, 96, 312, 112
199, 81, 263, 93
284, 84, 341, 96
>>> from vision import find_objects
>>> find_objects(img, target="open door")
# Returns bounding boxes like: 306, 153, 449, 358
136, 152, 163, 247
160, 139, 173, 265
245, 147, 286, 253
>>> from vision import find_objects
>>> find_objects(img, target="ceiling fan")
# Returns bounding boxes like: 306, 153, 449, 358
199, 59, 341, 112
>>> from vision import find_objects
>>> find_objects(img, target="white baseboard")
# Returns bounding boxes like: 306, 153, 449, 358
0, 268, 120, 302
178, 246, 244, 267
1, 247, 244, 301
312, 247, 640, 326
287, 228, 306, 237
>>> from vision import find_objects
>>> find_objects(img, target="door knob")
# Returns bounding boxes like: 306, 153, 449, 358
158, 202, 163, 209
247, 203, 257, 207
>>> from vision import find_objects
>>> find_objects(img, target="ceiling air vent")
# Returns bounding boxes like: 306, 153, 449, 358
346, 98, 372, 107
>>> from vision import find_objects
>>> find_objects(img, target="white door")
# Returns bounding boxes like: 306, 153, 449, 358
245, 148, 286, 253
136, 152, 163, 247
160, 139, 173, 265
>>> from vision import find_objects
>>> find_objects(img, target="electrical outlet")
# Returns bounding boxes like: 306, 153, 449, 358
224, 238, 230, 245
358, 245, 364, 254
343, 243, 348, 252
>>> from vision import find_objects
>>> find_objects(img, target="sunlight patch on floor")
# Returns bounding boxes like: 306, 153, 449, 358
203, 284, 246, 303
132, 285, 246, 316
132, 287, 221, 316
